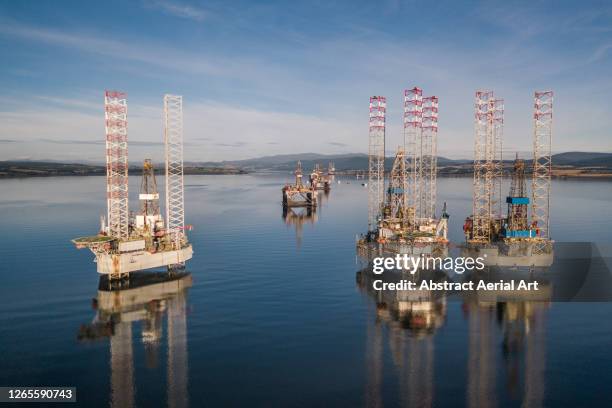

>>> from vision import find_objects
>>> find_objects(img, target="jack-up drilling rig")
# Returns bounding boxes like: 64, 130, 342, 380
72, 92, 193, 280
463, 91, 554, 266
282, 161, 318, 208
358, 88, 449, 261
309, 163, 331, 191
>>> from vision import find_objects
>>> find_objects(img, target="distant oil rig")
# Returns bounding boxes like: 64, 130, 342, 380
73, 91, 193, 280
281, 160, 334, 208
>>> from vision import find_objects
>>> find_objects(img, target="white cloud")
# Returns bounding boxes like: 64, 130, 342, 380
0, 98, 364, 162
0, 20, 224, 76
1, 4, 611, 161
144, 0, 208, 21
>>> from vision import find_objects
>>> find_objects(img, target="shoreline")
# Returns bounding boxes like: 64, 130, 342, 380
3, 170, 611, 180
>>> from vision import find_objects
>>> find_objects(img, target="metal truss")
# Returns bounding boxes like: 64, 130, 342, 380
421, 96, 439, 221
491, 98, 504, 220
368, 96, 386, 232
471, 91, 504, 243
472, 90, 494, 242
164, 94, 186, 249
532, 91, 553, 241
104, 90, 129, 240
403, 87, 422, 226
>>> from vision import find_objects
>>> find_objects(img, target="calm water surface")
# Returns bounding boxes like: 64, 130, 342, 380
0, 174, 611, 407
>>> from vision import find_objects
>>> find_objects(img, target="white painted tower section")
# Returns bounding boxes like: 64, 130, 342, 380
368, 96, 386, 232
104, 91, 129, 239
164, 95, 185, 249
532, 91, 553, 240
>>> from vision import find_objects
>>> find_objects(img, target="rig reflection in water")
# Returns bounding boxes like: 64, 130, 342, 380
357, 264, 552, 407
78, 272, 192, 408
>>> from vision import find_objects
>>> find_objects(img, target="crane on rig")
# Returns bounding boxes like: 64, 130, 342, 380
72, 92, 193, 280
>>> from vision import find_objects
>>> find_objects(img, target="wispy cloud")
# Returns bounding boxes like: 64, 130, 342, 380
0, 19, 223, 76
37, 138, 164, 146
144, 0, 207, 21
1, 2, 611, 160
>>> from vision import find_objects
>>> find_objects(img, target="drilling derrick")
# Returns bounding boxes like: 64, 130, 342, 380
368, 96, 386, 232
137, 159, 162, 231
507, 156, 529, 233
295, 160, 303, 186
404, 87, 422, 227
532, 91, 553, 243
470, 91, 503, 243
164, 95, 186, 250
385, 148, 408, 221
105, 91, 129, 240
421, 96, 439, 221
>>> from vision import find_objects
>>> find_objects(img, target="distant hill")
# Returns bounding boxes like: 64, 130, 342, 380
2, 151, 611, 178
194, 153, 470, 172
0, 161, 246, 178
547, 152, 612, 167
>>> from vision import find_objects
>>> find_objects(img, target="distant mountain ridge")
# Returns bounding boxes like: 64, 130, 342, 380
2, 151, 611, 178
193, 151, 612, 171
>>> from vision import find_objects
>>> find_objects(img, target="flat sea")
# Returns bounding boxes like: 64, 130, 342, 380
0, 174, 611, 407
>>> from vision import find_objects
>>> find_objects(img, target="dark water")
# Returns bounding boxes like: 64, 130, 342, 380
0, 174, 611, 407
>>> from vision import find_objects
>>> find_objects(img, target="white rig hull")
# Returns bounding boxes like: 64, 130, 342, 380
96, 245, 194, 275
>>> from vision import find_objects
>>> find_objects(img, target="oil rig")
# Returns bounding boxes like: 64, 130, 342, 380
73, 92, 193, 279
309, 163, 332, 191
282, 161, 318, 208
463, 91, 554, 266
327, 162, 335, 176
358, 89, 449, 260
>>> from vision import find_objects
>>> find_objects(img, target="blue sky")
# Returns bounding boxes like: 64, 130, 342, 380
0, 0, 611, 162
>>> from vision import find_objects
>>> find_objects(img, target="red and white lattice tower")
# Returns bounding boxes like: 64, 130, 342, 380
104, 90, 129, 240
472, 90, 494, 242
491, 97, 504, 220
368, 96, 386, 232
421, 95, 439, 221
164, 94, 185, 249
471, 91, 504, 243
532, 91, 553, 241
403, 87, 422, 226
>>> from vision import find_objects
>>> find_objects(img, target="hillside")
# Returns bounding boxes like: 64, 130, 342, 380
0, 161, 247, 178
2, 151, 611, 178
